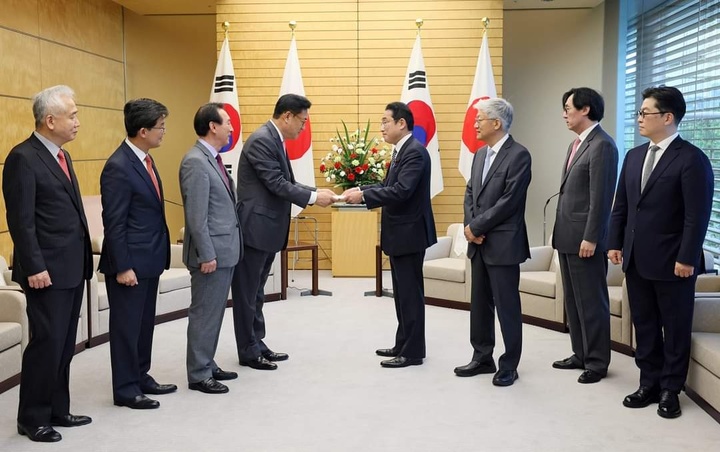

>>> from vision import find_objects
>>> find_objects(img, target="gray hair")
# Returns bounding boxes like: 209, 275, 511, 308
477, 98, 514, 132
32, 85, 75, 127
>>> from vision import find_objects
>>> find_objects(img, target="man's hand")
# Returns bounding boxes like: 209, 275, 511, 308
579, 240, 596, 258
200, 259, 217, 274
343, 187, 364, 204
116, 269, 138, 286
27, 270, 52, 289
464, 225, 485, 244
608, 249, 622, 265
314, 189, 336, 207
675, 262, 694, 278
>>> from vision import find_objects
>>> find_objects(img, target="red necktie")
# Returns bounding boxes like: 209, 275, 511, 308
215, 153, 230, 191
145, 155, 161, 199
566, 138, 581, 170
57, 149, 72, 182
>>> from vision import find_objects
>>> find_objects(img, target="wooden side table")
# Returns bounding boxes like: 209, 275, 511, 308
280, 242, 331, 299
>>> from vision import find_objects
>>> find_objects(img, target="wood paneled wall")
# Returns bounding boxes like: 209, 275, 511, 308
0, 0, 126, 260
218, 0, 503, 269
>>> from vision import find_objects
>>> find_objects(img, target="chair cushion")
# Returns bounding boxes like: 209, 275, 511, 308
691, 332, 720, 378
98, 284, 109, 311
158, 268, 191, 293
0, 322, 22, 352
608, 286, 623, 316
518, 271, 555, 298
423, 258, 466, 283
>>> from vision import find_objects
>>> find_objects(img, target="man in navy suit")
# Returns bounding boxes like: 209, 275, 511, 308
344, 101, 437, 368
99, 99, 176, 410
3, 85, 93, 442
609, 86, 713, 419
455, 98, 531, 387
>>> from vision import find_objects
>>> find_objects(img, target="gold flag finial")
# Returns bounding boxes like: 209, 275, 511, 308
416, 18, 424, 35
289, 20, 297, 36
482, 17, 490, 31
222, 21, 230, 37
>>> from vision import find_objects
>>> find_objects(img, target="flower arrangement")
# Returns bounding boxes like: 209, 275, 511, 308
319, 120, 390, 189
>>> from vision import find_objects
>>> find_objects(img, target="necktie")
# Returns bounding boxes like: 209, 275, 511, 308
389, 148, 398, 172
57, 149, 72, 182
145, 155, 161, 199
481, 148, 495, 184
641, 145, 660, 192
215, 153, 231, 191
566, 138, 581, 170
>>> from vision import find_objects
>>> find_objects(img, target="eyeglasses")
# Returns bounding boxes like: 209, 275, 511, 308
475, 118, 497, 124
380, 118, 397, 127
150, 127, 166, 132
634, 110, 667, 118
293, 114, 308, 125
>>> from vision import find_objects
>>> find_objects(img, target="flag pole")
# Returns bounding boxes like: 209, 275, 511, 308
289, 20, 296, 37
415, 18, 423, 35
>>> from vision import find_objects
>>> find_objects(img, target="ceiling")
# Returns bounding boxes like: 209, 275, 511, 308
113, 0, 604, 16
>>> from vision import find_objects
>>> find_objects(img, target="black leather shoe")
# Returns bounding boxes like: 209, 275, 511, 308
376, 348, 399, 357
552, 356, 583, 370
577, 369, 605, 384
623, 386, 661, 408
212, 367, 238, 381
454, 360, 497, 377
380, 356, 423, 368
17, 423, 62, 442
240, 356, 278, 370
492, 370, 519, 386
189, 378, 229, 394
50, 414, 92, 427
657, 389, 682, 419
140, 383, 178, 395
114, 394, 160, 409
263, 350, 289, 362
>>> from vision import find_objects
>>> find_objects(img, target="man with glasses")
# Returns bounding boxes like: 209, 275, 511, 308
231, 94, 335, 371
609, 86, 713, 418
551, 88, 618, 385
99, 98, 177, 410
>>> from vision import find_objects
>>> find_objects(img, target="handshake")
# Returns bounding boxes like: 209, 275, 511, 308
313, 187, 365, 207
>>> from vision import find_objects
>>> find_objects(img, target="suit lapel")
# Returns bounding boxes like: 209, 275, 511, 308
266, 122, 295, 184
639, 138, 681, 199
32, 138, 80, 205
123, 144, 162, 204
477, 137, 512, 199
197, 141, 234, 201
386, 136, 414, 184
560, 126, 601, 188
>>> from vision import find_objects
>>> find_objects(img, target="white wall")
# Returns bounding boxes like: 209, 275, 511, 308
504, 5, 608, 246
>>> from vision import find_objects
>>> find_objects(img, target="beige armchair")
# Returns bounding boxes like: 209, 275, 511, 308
606, 262, 633, 354
423, 224, 471, 308
518, 246, 566, 331
0, 289, 28, 394
686, 296, 720, 417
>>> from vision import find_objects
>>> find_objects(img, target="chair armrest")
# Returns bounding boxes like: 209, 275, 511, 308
692, 297, 720, 333
424, 236, 452, 261
695, 274, 720, 293
0, 290, 29, 350
169, 244, 185, 268
520, 246, 553, 271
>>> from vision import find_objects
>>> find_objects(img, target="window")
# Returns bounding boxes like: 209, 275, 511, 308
623, 0, 720, 265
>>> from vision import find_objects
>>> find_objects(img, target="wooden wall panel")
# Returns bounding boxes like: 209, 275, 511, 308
218, 0, 503, 270
0, 28, 41, 98
0, 0, 39, 34
70, 108, 125, 161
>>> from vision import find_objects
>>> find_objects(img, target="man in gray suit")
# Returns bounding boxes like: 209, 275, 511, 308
552, 87, 618, 384
455, 98, 532, 387
231, 94, 335, 370
180, 103, 242, 393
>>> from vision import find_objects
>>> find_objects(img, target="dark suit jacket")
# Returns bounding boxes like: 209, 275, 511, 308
553, 125, 618, 253
3, 133, 92, 288
98, 141, 170, 278
362, 135, 437, 256
608, 136, 713, 280
464, 135, 531, 265
236, 121, 315, 253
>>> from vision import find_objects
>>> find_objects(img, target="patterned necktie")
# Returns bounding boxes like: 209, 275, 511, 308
145, 155, 161, 199
566, 138, 581, 170
481, 148, 495, 184
215, 153, 231, 191
57, 149, 72, 182
641, 145, 661, 192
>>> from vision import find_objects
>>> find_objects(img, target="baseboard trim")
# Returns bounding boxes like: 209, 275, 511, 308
610, 341, 634, 357
0, 373, 21, 395
685, 386, 720, 424
521, 314, 568, 333
425, 297, 469, 311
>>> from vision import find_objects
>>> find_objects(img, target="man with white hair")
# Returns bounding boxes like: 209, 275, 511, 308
3, 85, 93, 442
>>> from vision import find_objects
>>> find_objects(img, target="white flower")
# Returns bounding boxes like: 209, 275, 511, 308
369, 157, 376, 165
326, 177, 331, 182
347, 144, 354, 150
340, 171, 346, 177
332, 145, 339, 152
334, 156, 341, 163
378, 169, 385, 177
331, 174, 336, 179
351, 159, 359, 166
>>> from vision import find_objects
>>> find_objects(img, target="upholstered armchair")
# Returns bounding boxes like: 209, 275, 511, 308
423, 224, 472, 308
518, 245, 565, 331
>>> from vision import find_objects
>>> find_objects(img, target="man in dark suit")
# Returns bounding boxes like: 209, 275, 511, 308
609, 86, 713, 419
3, 85, 92, 442
99, 98, 176, 410
343, 101, 437, 368
551, 87, 618, 384
232, 94, 335, 370
454, 98, 531, 387
180, 103, 243, 394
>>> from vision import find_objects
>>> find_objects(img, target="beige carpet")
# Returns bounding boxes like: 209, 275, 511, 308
1, 271, 719, 452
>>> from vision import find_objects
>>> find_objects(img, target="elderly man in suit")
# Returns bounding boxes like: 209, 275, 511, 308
180, 103, 243, 394
609, 86, 713, 419
99, 98, 176, 410
231, 94, 335, 371
3, 85, 93, 442
343, 101, 437, 368
551, 87, 618, 384
454, 98, 531, 387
